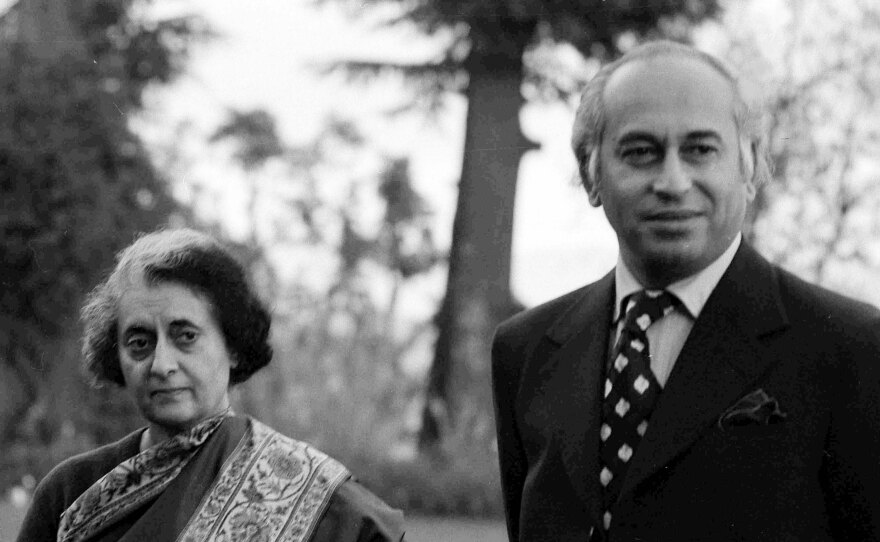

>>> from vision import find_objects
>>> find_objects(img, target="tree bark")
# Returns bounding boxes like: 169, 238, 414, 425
419, 48, 535, 452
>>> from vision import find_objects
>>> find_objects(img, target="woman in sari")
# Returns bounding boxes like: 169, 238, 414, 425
16, 228, 405, 542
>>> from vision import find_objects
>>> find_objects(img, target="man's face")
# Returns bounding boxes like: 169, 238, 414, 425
587, 55, 756, 287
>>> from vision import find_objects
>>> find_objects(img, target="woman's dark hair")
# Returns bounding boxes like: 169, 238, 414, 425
81, 228, 272, 386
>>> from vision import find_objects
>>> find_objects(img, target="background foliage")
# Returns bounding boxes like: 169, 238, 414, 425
3, 0, 880, 528
0, 0, 205, 490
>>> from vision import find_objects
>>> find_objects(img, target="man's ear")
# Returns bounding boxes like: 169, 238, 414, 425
584, 149, 602, 207
742, 140, 758, 202
744, 176, 757, 202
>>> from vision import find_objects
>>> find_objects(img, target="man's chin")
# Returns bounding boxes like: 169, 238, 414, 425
645, 221, 703, 241
637, 244, 713, 284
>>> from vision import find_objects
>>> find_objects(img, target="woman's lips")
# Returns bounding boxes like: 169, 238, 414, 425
150, 388, 188, 397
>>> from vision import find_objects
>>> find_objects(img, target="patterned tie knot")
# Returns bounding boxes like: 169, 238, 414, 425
621, 290, 680, 333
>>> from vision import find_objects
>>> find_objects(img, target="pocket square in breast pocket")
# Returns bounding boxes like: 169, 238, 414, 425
717, 388, 787, 429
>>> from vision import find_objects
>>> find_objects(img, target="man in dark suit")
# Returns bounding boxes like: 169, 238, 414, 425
491, 40, 880, 541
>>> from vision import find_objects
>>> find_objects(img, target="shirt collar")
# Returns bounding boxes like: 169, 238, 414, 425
614, 233, 742, 322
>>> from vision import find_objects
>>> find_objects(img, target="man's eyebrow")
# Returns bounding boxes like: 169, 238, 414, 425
616, 131, 661, 145
684, 130, 723, 141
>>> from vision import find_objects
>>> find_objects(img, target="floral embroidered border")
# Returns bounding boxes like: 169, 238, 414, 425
57, 412, 230, 542
178, 419, 351, 542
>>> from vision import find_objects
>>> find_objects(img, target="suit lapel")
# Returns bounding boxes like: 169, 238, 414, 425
618, 243, 790, 500
543, 270, 615, 528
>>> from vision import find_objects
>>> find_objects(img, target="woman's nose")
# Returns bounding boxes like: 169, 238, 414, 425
149, 338, 179, 377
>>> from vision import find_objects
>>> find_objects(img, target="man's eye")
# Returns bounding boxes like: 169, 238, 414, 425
682, 144, 718, 161
620, 146, 660, 165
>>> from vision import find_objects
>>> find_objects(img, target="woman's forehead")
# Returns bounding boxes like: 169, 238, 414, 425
117, 281, 215, 329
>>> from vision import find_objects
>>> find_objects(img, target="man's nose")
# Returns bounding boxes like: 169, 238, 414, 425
150, 338, 179, 377
652, 154, 692, 196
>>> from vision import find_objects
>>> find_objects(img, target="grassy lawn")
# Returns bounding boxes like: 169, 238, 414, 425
0, 501, 505, 542
407, 515, 507, 542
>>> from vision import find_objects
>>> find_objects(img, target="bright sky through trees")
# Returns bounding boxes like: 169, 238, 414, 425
3, 0, 824, 310
133, 0, 619, 310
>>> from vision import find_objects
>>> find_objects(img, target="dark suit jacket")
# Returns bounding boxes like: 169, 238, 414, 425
492, 242, 880, 541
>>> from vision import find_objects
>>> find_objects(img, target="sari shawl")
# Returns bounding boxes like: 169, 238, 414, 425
56, 414, 351, 542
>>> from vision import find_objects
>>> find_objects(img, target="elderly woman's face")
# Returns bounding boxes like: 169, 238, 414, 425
116, 280, 234, 437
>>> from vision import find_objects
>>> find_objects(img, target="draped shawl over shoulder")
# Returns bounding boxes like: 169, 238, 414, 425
16, 415, 404, 542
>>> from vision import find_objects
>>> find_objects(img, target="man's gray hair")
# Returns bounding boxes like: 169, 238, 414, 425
571, 40, 771, 189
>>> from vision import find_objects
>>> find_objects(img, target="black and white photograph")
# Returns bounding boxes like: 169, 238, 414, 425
2, 0, 879, 540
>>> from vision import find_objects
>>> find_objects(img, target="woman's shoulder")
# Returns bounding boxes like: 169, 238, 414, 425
246, 419, 405, 541
15, 429, 143, 542
323, 479, 406, 541
43, 429, 143, 496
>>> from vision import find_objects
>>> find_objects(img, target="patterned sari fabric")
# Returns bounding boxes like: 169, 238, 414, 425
57, 411, 232, 542
56, 414, 351, 542
179, 420, 350, 541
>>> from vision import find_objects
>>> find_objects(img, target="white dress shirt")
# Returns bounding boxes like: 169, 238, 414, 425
613, 233, 742, 387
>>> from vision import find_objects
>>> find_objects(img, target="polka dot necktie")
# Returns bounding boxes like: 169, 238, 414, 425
599, 289, 680, 533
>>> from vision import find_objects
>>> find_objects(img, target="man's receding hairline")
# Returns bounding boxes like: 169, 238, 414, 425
599, 53, 741, 144
615, 41, 738, 80
603, 52, 739, 107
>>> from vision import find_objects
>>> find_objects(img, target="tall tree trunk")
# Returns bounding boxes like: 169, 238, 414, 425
419, 48, 535, 451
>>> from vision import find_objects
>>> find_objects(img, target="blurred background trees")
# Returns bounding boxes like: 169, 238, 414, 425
0, 0, 208, 490
2, 0, 880, 527
322, 0, 721, 452
728, 0, 880, 304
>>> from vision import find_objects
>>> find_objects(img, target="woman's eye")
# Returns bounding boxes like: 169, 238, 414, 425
125, 335, 154, 360
176, 330, 198, 345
